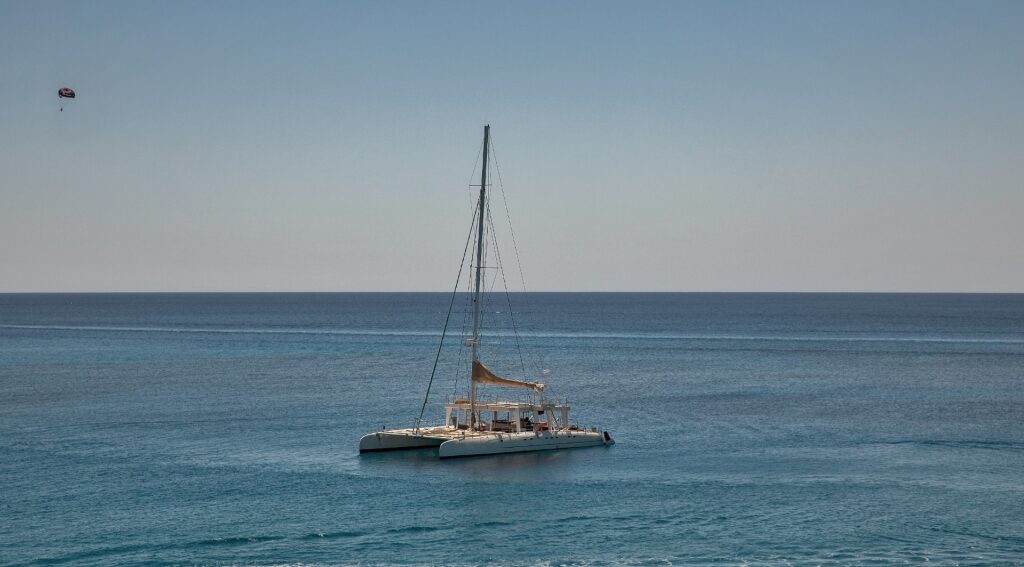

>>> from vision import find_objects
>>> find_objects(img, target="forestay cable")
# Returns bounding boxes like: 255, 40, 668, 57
416, 202, 480, 430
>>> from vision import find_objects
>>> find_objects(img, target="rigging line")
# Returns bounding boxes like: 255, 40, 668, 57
466, 137, 485, 214
475, 201, 497, 342
478, 202, 502, 344
486, 203, 529, 379
451, 257, 474, 396
451, 289, 470, 394
457, 186, 487, 392
489, 136, 529, 294
454, 197, 482, 394
489, 139, 548, 379
417, 200, 480, 429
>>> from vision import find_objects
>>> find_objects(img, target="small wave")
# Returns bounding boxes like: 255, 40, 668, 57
924, 524, 1024, 545
24, 536, 287, 564
299, 530, 368, 540
884, 439, 1024, 452
196, 535, 285, 546
383, 525, 445, 535
475, 520, 514, 528
556, 514, 601, 523
26, 542, 160, 565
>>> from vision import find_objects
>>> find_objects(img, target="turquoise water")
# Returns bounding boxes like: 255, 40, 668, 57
1, 293, 1023, 566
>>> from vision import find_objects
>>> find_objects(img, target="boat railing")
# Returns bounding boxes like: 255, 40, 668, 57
443, 393, 570, 408
444, 393, 549, 405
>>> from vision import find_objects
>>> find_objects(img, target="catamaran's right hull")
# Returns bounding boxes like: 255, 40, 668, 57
438, 430, 613, 459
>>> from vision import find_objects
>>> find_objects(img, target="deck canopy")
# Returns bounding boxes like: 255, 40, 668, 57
472, 360, 545, 392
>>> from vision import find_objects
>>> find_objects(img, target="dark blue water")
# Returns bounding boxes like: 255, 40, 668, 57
2, 293, 1023, 566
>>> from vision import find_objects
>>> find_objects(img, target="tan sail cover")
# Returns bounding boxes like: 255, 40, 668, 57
472, 360, 545, 392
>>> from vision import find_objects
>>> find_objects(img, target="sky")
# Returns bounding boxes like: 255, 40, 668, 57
1, 1, 1022, 292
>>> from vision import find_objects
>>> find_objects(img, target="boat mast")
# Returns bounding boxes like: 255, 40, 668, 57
469, 124, 489, 427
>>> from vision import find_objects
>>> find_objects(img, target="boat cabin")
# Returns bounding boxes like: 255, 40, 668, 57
444, 398, 571, 433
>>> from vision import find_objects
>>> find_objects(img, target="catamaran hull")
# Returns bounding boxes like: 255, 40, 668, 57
358, 431, 446, 452
438, 430, 613, 459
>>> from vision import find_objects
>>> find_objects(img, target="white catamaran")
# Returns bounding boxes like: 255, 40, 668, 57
359, 125, 614, 459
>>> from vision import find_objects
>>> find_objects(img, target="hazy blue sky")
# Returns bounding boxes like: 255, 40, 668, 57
2, 1, 1022, 292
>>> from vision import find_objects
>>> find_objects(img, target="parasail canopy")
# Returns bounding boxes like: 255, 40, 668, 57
58, 87, 75, 99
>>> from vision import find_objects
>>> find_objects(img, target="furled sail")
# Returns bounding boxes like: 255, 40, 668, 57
472, 360, 545, 392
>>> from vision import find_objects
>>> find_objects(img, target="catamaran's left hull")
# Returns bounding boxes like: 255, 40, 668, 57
358, 431, 447, 452
438, 430, 613, 458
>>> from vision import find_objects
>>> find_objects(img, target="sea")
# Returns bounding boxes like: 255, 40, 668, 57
1, 292, 1022, 566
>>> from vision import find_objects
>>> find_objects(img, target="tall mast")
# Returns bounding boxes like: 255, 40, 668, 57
469, 124, 489, 426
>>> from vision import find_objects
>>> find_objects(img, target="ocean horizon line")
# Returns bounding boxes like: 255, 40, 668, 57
2, 290, 1024, 295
